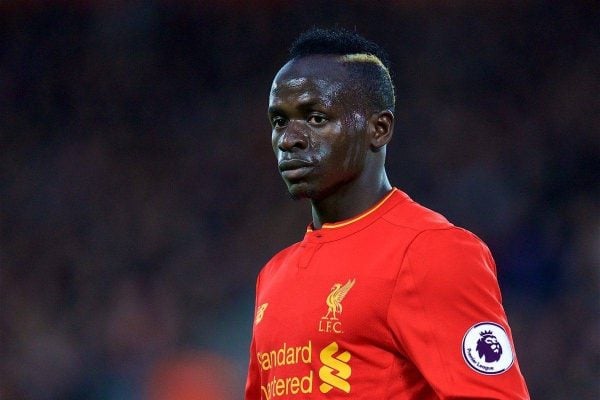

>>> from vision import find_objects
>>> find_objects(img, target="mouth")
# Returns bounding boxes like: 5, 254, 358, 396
278, 159, 314, 180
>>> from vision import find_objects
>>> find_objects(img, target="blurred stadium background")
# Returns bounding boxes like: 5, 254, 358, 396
0, 1, 598, 399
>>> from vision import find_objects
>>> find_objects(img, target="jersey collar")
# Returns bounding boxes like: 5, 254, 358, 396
304, 188, 408, 242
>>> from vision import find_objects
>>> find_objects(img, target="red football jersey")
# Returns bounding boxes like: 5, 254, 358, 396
246, 189, 529, 399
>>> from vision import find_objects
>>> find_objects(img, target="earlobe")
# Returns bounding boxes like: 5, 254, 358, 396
370, 110, 394, 149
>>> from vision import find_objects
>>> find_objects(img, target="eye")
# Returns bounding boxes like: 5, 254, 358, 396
307, 114, 327, 126
271, 116, 287, 128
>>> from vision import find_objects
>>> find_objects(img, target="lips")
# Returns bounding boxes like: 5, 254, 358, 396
278, 159, 313, 171
278, 159, 314, 180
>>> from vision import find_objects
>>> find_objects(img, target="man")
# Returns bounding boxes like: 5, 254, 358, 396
246, 28, 529, 399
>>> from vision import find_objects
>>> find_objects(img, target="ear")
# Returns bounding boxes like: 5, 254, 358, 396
369, 110, 394, 150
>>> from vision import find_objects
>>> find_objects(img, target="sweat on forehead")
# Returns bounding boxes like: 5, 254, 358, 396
271, 54, 394, 112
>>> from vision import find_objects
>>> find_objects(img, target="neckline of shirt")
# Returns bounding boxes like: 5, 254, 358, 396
304, 188, 408, 242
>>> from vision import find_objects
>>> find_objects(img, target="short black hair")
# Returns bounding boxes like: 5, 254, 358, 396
289, 27, 395, 112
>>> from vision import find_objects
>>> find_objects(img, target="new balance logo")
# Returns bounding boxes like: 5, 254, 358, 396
319, 341, 352, 394
255, 303, 268, 325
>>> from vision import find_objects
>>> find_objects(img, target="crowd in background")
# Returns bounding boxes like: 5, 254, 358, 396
1, 1, 598, 399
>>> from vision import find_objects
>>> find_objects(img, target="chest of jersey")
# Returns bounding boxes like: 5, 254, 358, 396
255, 240, 401, 345
252, 226, 415, 398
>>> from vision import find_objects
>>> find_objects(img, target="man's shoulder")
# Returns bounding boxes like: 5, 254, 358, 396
382, 195, 454, 232
383, 197, 491, 256
258, 241, 301, 278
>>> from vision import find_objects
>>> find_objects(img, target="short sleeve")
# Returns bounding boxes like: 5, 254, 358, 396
388, 228, 529, 399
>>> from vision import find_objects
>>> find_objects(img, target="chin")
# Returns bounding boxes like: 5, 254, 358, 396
286, 182, 318, 200
287, 187, 312, 201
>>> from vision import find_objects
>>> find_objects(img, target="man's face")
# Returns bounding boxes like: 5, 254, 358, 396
268, 56, 371, 200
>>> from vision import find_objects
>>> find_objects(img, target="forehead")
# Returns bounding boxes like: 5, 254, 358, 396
269, 56, 351, 106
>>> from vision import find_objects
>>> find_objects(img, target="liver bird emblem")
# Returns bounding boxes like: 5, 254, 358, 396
323, 278, 356, 320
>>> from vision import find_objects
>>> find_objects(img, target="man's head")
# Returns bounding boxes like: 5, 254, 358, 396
269, 28, 395, 201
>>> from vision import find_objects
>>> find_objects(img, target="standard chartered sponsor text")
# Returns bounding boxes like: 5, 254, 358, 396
257, 341, 313, 399
260, 371, 313, 399
257, 341, 312, 371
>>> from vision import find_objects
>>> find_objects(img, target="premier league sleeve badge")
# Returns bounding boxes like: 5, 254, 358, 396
462, 322, 515, 375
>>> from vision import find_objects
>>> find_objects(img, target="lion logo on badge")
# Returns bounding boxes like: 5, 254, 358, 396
476, 330, 503, 362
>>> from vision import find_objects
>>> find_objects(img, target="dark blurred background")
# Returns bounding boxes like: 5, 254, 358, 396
0, 1, 598, 399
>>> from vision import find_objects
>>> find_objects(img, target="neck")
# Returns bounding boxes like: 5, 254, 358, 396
310, 172, 392, 229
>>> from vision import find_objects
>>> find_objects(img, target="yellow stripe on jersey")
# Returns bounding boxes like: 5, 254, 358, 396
307, 189, 397, 232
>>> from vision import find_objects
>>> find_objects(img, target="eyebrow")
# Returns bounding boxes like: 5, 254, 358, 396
268, 98, 326, 115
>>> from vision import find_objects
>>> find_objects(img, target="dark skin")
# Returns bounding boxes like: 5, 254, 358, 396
269, 55, 394, 229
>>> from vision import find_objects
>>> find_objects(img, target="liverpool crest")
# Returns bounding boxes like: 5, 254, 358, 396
319, 279, 355, 333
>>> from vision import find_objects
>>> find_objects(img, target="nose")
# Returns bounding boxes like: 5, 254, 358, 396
276, 121, 308, 152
